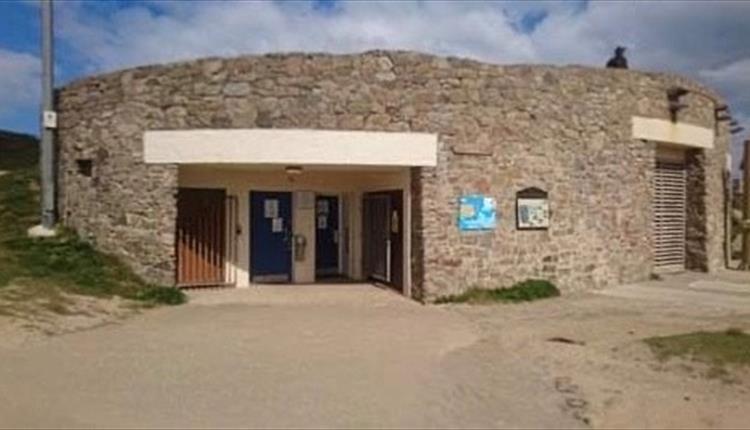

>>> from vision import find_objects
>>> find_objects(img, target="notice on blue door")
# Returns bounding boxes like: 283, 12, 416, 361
264, 199, 278, 218
458, 195, 497, 231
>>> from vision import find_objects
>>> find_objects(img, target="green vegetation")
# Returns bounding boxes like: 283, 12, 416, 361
0, 132, 186, 314
435, 279, 561, 304
645, 328, 750, 380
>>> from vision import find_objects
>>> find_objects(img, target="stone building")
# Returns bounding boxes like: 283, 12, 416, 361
56, 51, 730, 301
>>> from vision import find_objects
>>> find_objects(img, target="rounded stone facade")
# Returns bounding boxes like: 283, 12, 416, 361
56, 50, 730, 300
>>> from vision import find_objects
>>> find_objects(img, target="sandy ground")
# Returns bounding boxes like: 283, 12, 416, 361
0, 285, 139, 348
450, 271, 750, 428
0, 273, 749, 428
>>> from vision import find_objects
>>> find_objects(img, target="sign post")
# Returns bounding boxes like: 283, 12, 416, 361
29, 0, 57, 238
741, 140, 750, 269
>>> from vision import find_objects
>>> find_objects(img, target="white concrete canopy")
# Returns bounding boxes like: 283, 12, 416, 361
144, 129, 438, 166
631, 116, 714, 149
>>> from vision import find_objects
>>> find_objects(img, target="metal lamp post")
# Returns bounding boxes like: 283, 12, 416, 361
29, 0, 56, 237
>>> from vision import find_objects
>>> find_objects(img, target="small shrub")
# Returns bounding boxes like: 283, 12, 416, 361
644, 329, 750, 368
435, 279, 560, 304
135, 287, 187, 306
725, 327, 745, 337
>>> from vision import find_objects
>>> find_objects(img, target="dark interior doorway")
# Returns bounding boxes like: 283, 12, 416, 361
315, 195, 340, 278
362, 190, 403, 291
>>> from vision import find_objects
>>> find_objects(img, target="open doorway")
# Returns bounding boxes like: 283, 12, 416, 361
315, 194, 341, 280
362, 190, 403, 291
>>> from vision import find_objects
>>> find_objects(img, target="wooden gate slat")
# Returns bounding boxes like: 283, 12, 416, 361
176, 188, 228, 287
653, 159, 686, 273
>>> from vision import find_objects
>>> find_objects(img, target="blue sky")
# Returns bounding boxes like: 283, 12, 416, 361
0, 1, 39, 133
1, 0, 749, 168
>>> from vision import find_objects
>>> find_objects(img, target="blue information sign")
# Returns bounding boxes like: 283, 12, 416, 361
458, 195, 497, 231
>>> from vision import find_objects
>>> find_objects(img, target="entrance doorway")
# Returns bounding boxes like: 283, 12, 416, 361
250, 191, 293, 282
362, 191, 403, 290
315, 195, 340, 278
176, 188, 227, 287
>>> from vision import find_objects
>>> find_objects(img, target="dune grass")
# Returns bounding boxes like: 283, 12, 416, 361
435, 279, 561, 304
0, 134, 185, 313
645, 328, 750, 367
645, 328, 750, 380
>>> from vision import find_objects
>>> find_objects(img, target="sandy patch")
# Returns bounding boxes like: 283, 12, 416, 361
0, 286, 140, 349
449, 276, 750, 428
0, 275, 748, 428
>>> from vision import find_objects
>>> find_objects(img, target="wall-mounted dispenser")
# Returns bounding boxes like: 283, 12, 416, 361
294, 234, 307, 261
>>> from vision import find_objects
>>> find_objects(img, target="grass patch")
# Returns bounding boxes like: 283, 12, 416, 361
644, 328, 750, 379
435, 279, 561, 304
0, 134, 185, 310
135, 285, 188, 305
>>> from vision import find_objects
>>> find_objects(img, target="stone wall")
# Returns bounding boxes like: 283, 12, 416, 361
685, 149, 708, 271
56, 50, 730, 298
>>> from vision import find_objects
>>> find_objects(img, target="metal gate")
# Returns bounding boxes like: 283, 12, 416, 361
176, 188, 238, 287
653, 160, 687, 272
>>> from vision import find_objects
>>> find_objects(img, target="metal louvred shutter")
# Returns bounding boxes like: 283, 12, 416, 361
653, 160, 687, 272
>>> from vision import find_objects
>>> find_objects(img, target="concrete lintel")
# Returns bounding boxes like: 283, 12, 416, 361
632, 116, 714, 149
144, 129, 438, 167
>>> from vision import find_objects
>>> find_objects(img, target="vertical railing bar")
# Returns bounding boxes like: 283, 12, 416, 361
198, 200, 202, 285
203, 201, 207, 284
176, 209, 181, 286
209, 200, 215, 283
215, 199, 220, 283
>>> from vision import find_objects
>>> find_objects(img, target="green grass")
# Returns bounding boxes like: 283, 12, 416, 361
0, 135, 186, 312
644, 328, 750, 379
435, 279, 561, 304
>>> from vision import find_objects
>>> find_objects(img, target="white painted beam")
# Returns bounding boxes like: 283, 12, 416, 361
144, 129, 438, 167
632, 116, 714, 149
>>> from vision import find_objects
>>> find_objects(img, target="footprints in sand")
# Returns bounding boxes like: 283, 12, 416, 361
555, 376, 590, 425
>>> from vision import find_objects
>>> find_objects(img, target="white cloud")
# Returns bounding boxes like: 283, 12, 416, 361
700, 59, 750, 106
44, 0, 750, 161
530, 1, 750, 68
54, 2, 527, 70
53, 1, 750, 90
0, 48, 40, 115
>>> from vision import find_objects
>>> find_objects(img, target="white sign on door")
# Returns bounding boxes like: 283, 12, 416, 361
264, 199, 279, 218
272, 217, 284, 233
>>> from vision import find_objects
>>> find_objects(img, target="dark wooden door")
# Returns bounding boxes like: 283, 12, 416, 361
363, 194, 390, 282
362, 190, 403, 291
176, 188, 226, 287
387, 190, 404, 290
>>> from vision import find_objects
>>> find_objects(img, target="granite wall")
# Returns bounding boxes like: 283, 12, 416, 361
55, 50, 730, 299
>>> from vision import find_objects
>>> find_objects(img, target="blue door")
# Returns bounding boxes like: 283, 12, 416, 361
250, 191, 292, 282
315, 195, 339, 276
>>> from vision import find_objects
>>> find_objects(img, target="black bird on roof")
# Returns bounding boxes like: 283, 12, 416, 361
606, 46, 628, 69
